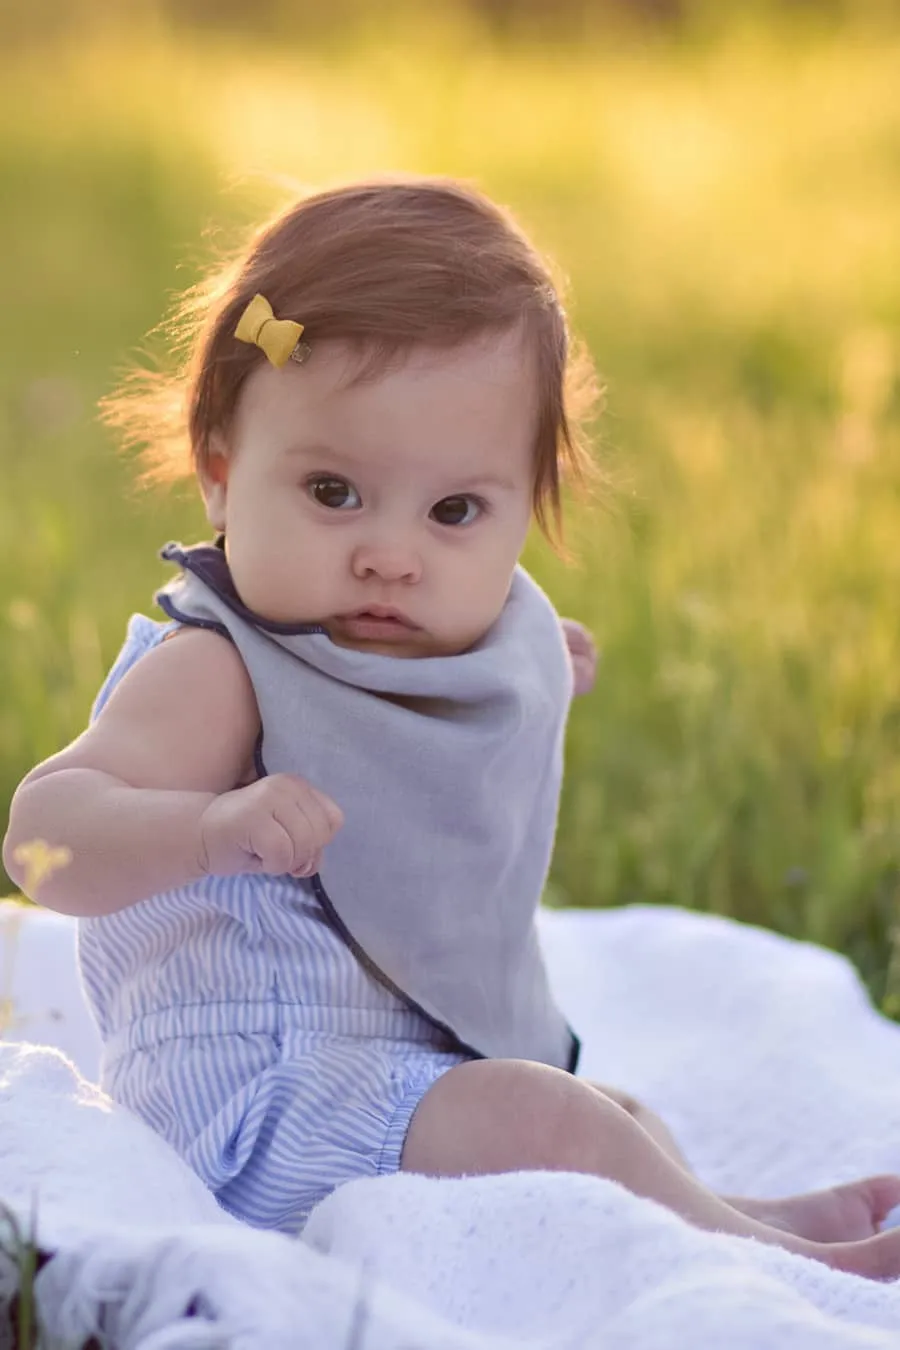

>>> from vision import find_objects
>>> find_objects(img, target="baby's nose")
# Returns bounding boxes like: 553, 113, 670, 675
351, 541, 422, 583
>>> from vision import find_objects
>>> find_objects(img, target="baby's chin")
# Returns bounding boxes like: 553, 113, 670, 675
323, 624, 481, 660
323, 628, 440, 660
326, 631, 428, 659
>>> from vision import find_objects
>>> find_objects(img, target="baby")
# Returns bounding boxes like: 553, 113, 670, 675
5, 176, 900, 1278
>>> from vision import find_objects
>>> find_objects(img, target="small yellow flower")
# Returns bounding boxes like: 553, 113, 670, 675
11, 839, 72, 896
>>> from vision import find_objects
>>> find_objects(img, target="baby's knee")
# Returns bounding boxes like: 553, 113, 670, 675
591, 1083, 643, 1119
401, 1057, 614, 1178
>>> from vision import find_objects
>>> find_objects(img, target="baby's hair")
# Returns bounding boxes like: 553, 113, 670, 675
102, 175, 603, 553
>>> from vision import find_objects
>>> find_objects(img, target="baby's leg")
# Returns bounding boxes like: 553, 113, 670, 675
585, 1080, 899, 1243
586, 1082, 691, 1169
401, 1059, 900, 1280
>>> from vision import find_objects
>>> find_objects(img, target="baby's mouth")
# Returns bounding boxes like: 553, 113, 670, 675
333, 610, 420, 641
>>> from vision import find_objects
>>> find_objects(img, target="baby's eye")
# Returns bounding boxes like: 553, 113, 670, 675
307, 475, 361, 510
430, 495, 484, 527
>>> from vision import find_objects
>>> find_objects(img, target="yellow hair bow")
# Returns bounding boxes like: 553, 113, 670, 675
234, 294, 308, 368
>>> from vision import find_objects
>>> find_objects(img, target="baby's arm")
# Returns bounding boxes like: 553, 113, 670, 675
2, 627, 260, 917
560, 618, 598, 696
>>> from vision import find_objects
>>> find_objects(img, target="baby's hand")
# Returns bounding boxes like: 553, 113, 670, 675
560, 618, 598, 696
198, 774, 344, 879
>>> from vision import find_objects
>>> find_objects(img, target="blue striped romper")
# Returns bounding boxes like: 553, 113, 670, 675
78, 614, 472, 1233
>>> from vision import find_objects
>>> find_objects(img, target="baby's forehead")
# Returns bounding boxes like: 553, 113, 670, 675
240, 333, 539, 467
313, 328, 535, 392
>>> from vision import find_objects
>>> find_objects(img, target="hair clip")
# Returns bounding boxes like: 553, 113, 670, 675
234, 293, 310, 368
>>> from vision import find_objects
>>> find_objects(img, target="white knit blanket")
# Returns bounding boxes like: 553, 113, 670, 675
3, 900, 900, 1348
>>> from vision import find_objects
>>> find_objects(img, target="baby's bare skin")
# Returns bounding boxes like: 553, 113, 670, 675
603, 1081, 900, 1265
402, 1059, 900, 1282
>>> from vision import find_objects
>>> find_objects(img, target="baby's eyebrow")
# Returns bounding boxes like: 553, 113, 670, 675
283, 443, 518, 493
284, 441, 342, 462
457, 475, 518, 492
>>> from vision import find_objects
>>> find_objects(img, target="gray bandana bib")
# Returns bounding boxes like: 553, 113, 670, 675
156, 542, 579, 1070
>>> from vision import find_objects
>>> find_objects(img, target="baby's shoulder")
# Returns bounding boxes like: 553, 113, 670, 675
132, 619, 254, 699
94, 615, 246, 713
73, 617, 261, 794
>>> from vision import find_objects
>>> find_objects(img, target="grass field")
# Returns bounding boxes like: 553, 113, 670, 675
2, 10, 899, 1007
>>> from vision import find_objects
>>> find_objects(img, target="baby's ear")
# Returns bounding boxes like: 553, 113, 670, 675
199, 433, 230, 531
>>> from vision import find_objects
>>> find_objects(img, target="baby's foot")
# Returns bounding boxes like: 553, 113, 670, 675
729, 1174, 900, 1243
808, 1226, 900, 1282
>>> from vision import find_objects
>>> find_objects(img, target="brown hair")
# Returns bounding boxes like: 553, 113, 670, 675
102, 175, 602, 552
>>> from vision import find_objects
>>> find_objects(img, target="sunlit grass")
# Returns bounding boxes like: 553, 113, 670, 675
1, 14, 898, 1004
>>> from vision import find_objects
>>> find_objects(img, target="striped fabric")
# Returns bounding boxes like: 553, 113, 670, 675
78, 614, 470, 1232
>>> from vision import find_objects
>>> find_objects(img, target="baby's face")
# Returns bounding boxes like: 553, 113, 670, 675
201, 328, 537, 657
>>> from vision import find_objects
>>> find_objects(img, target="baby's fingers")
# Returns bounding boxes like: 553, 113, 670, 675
268, 793, 338, 872
561, 619, 596, 659
245, 815, 299, 876
305, 788, 345, 838
291, 849, 322, 879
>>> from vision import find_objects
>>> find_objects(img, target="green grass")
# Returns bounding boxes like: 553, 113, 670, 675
0, 1200, 43, 1348
1, 12, 899, 1007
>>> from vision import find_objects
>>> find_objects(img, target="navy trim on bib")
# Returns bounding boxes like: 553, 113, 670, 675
309, 871, 483, 1063
155, 593, 235, 643
567, 1029, 581, 1074
158, 543, 329, 639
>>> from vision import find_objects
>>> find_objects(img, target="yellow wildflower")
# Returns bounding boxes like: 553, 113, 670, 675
11, 839, 72, 896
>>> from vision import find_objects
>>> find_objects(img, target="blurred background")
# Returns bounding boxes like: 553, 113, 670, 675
2, 0, 899, 1007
